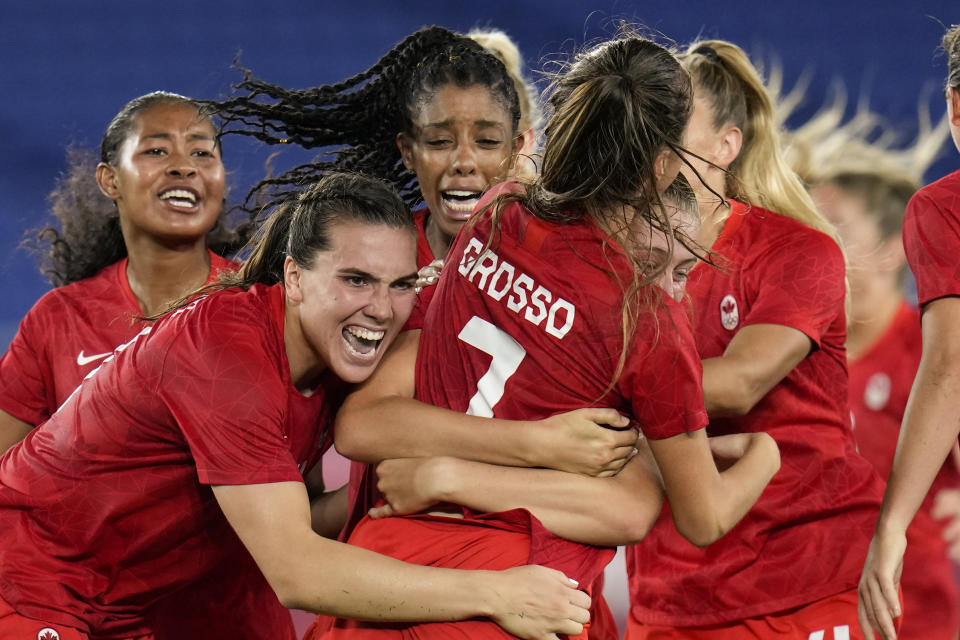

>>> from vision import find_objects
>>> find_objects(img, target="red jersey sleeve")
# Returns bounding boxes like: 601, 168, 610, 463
0, 297, 55, 425
903, 176, 960, 305
620, 295, 707, 440
153, 297, 302, 486
741, 227, 845, 346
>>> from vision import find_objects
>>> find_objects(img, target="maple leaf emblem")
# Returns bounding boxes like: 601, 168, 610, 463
721, 299, 735, 314
38, 629, 61, 640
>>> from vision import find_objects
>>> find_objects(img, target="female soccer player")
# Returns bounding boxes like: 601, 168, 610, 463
859, 24, 960, 640
212, 27, 637, 542
0, 91, 299, 640
813, 168, 960, 639
0, 171, 590, 640
624, 40, 887, 639
0, 92, 240, 454
319, 32, 780, 640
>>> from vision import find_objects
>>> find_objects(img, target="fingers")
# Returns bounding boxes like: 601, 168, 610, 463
857, 589, 879, 640
368, 504, 395, 519
861, 575, 898, 640
580, 408, 630, 430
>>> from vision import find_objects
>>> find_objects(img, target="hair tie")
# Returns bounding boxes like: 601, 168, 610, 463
693, 45, 721, 63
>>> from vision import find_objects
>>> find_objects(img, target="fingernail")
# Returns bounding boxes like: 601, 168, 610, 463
568, 578, 579, 587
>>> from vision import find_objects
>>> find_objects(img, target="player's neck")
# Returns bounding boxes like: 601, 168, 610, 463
425, 218, 454, 260
124, 240, 211, 317
846, 286, 903, 362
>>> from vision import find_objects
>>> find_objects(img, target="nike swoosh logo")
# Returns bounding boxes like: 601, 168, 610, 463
76, 350, 112, 366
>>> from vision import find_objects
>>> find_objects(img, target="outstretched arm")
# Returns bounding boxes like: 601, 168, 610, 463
335, 330, 637, 477
212, 480, 589, 639
859, 297, 960, 640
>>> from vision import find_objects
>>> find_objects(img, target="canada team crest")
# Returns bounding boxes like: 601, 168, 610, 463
38, 629, 61, 640
719, 294, 739, 330
864, 372, 892, 411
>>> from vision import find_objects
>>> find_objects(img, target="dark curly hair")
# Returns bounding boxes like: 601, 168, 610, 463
26, 92, 255, 287
209, 26, 521, 212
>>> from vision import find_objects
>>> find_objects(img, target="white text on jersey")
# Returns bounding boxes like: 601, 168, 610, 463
458, 237, 575, 340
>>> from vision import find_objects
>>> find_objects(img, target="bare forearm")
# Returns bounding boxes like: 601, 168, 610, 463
877, 354, 960, 534
702, 434, 780, 538
651, 431, 780, 547
335, 395, 538, 466
432, 456, 662, 546
281, 535, 500, 620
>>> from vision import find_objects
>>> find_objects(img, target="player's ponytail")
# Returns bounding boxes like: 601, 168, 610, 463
680, 40, 839, 245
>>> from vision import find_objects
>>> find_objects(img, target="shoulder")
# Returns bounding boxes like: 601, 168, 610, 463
906, 170, 960, 222
739, 203, 842, 262
26, 261, 127, 318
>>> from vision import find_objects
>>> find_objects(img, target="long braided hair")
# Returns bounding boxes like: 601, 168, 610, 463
210, 26, 521, 211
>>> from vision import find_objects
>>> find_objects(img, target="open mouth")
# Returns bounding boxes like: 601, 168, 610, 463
441, 190, 483, 215
159, 188, 199, 210
342, 325, 385, 359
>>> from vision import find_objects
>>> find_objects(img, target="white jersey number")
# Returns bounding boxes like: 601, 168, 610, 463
457, 316, 526, 417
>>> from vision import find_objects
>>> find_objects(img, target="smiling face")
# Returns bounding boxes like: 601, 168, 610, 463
284, 221, 418, 385
398, 83, 520, 255
97, 101, 224, 247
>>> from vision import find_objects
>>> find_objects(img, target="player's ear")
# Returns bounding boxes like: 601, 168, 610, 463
397, 133, 416, 172
284, 257, 304, 304
96, 162, 120, 201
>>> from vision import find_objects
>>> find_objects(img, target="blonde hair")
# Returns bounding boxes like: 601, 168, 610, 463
780, 83, 949, 242
680, 40, 840, 246
468, 28, 543, 133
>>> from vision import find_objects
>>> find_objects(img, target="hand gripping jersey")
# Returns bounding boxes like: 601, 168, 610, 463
848, 301, 960, 637
626, 202, 885, 627
902, 169, 960, 305
0, 284, 342, 638
330, 185, 707, 638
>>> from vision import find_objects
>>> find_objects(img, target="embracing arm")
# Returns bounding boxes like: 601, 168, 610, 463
0, 410, 34, 455
335, 330, 636, 477
701, 323, 812, 417
212, 481, 589, 638
371, 445, 662, 547
646, 428, 780, 547
859, 297, 960, 640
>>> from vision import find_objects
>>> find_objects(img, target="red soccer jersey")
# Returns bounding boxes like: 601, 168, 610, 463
347, 187, 707, 594
848, 301, 960, 637
0, 284, 343, 638
903, 169, 960, 306
627, 201, 885, 626
0, 251, 234, 425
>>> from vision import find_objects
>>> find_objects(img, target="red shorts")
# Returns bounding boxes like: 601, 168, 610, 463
0, 595, 89, 640
625, 588, 899, 639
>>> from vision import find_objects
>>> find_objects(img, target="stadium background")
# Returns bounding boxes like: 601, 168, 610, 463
1, 0, 957, 633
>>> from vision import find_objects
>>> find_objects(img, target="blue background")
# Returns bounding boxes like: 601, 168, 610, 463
1, 0, 958, 347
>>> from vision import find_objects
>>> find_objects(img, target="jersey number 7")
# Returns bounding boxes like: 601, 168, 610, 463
457, 316, 527, 417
